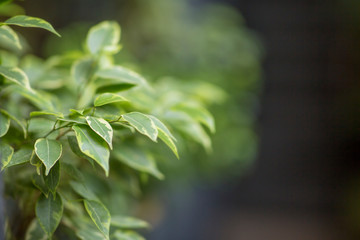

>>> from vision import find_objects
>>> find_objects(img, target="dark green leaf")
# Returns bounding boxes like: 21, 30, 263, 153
2, 147, 33, 170
0, 110, 10, 137
25, 219, 47, 240
43, 161, 60, 195
70, 181, 98, 200
0, 143, 14, 170
35, 193, 63, 237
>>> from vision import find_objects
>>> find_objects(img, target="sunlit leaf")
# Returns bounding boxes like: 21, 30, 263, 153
112, 230, 145, 240
71, 57, 95, 85
86, 21, 120, 55
121, 112, 158, 142
67, 135, 94, 166
34, 138, 62, 175
95, 66, 146, 86
94, 93, 128, 107
0, 25, 21, 50
35, 193, 63, 237
0, 143, 14, 170
84, 200, 111, 239
30, 111, 63, 118
5, 15, 60, 37
111, 216, 149, 229
0, 111, 10, 137
72, 125, 109, 176
86, 116, 113, 149
0, 66, 31, 89
2, 147, 33, 170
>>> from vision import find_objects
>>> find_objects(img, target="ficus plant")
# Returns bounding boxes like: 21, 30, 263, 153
0, 3, 215, 240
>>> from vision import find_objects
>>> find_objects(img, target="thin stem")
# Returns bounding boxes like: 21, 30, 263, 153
56, 128, 72, 140
43, 123, 72, 138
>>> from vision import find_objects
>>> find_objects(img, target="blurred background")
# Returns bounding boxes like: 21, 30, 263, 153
9, 0, 360, 239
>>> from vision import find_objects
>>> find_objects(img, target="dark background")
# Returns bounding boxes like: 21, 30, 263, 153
13, 0, 360, 239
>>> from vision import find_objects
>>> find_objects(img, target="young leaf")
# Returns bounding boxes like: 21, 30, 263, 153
86, 21, 120, 55
35, 193, 63, 237
121, 112, 158, 142
2, 147, 33, 170
0, 143, 14, 169
94, 93, 127, 107
85, 116, 113, 149
95, 66, 146, 86
112, 230, 145, 240
43, 161, 60, 195
34, 138, 62, 175
84, 200, 111, 239
0, 25, 21, 50
5, 15, 61, 37
111, 216, 149, 229
25, 219, 47, 240
0, 111, 10, 137
30, 111, 64, 118
71, 57, 95, 85
148, 115, 178, 158
0, 66, 31, 89
113, 145, 164, 180
72, 125, 110, 176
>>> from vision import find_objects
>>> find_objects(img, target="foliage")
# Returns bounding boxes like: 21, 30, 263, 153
0, 1, 215, 239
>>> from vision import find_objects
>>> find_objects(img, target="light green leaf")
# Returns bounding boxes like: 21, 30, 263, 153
5, 15, 60, 37
0, 25, 21, 50
34, 138, 62, 175
71, 57, 95, 85
25, 219, 47, 240
111, 216, 149, 229
0, 111, 10, 137
2, 147, 33, 170
84, 200, 111, 239
77, 227, 106, 240
70, 181, 98, 200
0, 66, 31, 89
30, 111, 63, 118
95, 66, 146, 86
0, 143, 14, 170
121, 112, 158, 142
35, 193, 63, 237
148, 115, 178, 158
85, 116, 113, 149
94, 93, 128, 107
114, 145, 163, 180
43, 161, 60, 195
112, 230, 145, 240
173, 103, 215, 133
86, 21, 120, 55
0, 109, 27, 138
72, 125, 110, 176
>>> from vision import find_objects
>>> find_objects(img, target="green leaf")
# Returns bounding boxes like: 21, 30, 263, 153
72, 125, 110, 176
0, 143, 14, 170
32, 174, 49, 197
34, 138, 62, 175
70, 181, 98, 200
25, 219, 47, 240
67, 135, 94, 166
114, 145, 163, 180
0, 66, 31, 89
96, 83, 136, 94
148, 115, 178, 158
77, 227, 106, 240
71, 57, 95, 85
112, 230, 145, 240
0, 109, 27, 138
94, 93, 128, 107
173, 103, 215, 133
2, 147, 33, 170
85, 116, 113, 149
86, 21, 120, 55
30, 111, 64, 118
95, 66, 146, 86
84, 200, 111, 239
35, 193, 63, 237
0, 25, 21, 50
0, 110, 10, 137
121, 112, 158, 142
111, 216, 149, 229
43, 161, 60, 195
5, 15, 60, 37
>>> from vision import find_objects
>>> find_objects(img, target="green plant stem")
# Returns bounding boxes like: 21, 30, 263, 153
43, 123, 72, 138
